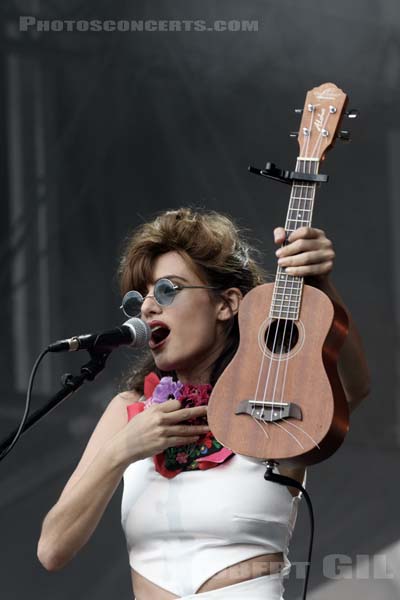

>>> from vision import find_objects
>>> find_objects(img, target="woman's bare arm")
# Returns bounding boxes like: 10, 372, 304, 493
37, 391, 139, 571
309, 276, 371, 413
37, 390, 209, 571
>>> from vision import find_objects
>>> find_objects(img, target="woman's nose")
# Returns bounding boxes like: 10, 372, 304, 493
141, 294, 162, 318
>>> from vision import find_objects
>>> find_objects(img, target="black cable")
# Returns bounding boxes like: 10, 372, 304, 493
264, 463, 314, 600
0, 348, 49, 462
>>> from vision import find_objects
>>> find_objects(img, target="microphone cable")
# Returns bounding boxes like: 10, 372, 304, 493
0, 348, 49, 462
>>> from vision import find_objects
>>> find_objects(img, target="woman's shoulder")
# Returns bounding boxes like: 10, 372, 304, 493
116, 389, 146, 405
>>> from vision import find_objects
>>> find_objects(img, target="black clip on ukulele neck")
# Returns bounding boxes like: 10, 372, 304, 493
248, 162, 329, 185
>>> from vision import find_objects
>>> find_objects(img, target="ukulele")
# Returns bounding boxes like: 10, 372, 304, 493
207, 83, 350, 467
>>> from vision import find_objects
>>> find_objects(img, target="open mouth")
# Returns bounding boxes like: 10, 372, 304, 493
149, 325, 170, 349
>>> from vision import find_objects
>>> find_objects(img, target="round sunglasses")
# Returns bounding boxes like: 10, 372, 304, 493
120, 278, 218, 317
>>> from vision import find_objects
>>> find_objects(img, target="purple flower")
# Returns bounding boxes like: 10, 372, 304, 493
151, 377, 184, 404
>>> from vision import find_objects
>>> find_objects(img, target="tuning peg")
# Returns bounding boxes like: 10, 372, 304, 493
289, 131, 298, 138
294, 108, 303, 114
345, 109, 359, 119
338, 130, 351, 142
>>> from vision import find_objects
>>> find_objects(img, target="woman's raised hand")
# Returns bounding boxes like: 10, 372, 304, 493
274, 226, 335, 279
113, 400, 210, 465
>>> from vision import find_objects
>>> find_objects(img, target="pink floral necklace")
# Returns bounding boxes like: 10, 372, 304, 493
126, 372, 234, 478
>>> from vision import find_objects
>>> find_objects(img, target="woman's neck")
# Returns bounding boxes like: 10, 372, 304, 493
176, 369, 211, 385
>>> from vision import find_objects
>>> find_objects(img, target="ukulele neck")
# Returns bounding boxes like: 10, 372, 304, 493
270, 158, 320, 321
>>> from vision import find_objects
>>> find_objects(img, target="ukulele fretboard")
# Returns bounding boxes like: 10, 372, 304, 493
270, 159, 319, 321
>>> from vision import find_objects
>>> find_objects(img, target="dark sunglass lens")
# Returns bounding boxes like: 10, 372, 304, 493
121, 290, 143, 317
155, 279, 177, 306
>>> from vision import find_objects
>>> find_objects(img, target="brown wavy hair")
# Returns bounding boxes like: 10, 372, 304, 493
118, 207, 267, 394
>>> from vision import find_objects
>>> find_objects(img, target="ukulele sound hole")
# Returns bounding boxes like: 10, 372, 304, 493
265, 319, 299, 354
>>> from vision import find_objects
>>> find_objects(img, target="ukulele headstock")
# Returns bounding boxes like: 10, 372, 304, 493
297, 83, 348, 161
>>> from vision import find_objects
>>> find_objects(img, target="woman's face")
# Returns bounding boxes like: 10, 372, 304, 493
140, 251, 237, 384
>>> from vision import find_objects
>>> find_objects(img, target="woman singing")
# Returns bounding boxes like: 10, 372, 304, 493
37, 208, 370, 599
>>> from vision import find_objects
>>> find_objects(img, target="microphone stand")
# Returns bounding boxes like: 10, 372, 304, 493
0, 350, 111, 456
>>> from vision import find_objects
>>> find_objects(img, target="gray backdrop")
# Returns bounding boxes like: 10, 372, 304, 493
1, 1, 399, 599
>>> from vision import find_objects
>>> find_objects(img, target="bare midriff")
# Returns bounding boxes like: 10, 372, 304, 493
131, 551, 285, 599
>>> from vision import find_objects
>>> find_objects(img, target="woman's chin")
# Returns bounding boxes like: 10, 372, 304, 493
154, 358, 192, 378
153, 355, 179, 373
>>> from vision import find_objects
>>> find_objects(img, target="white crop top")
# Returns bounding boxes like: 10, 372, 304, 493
121, 453, 304, 597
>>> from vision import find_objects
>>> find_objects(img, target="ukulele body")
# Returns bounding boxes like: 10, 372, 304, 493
207, 282, 349, 467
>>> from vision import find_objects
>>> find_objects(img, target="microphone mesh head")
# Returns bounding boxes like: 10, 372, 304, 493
124, 318, 151, 347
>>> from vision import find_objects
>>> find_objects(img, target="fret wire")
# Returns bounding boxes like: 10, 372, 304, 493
288, 209, 312, 215
275, 285, 302, 290
271, 296, 301, 303
276, 285, 301, 294
289, 203, 313, 209
272, 296, 301, 302
272, 303, 301, 308
276, 269, 302, 275
290, 197, 313, 203
288, 218, 311, 222
271, 305, 300, 311
287, 218, 312, 223
290, 191, 314, 198
286, 217, 311, 229
291, 188, 314, 194
286, 220, 310, 225
269, 313, 299, 321
270, 308, 299, 313
290, 205, 313, 210
288, 207, 312, 212
272, 297, 301, 303
284, 228, 313, 234
273, 290, 302, 295
287, 222, 312, 227
271, 304, 300, 309
272, 303, 301, 309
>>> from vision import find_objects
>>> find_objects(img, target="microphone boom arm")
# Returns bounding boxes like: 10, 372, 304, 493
0, 349, 110, 457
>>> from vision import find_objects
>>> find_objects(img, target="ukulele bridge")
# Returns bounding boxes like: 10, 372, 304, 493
235, 400, 302, 422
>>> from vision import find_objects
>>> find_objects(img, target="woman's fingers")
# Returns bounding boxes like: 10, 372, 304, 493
157, 402, 210, 438
273, 226, 334, 277
287, 226, 324, 242
158, 399, 182, 411
274, 227, 286, 244
169, 436, 202, 446
280, 261, 334, 277
277, 249, 335, 267
155, 400, 208, 424
170, 423, 211, 436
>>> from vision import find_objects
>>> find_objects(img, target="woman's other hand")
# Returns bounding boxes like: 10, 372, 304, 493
274, 226, 335, 279
112, 401, 210, 465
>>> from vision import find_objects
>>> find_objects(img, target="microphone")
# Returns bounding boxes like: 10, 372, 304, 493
48, 318, 151, 353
